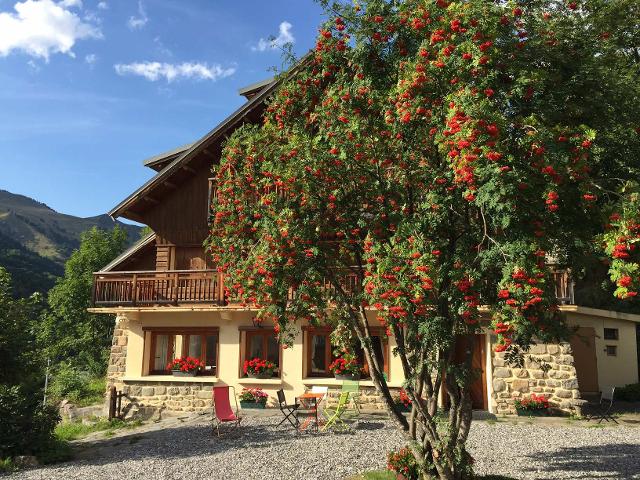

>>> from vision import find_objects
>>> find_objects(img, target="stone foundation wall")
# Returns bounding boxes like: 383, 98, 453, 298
119, 382, 214, 418
326, 386, 396, 410
491, 342, 583, 415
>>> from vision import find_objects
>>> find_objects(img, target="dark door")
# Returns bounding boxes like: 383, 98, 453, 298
447, 334, 488, 410
570, 326, 599, 394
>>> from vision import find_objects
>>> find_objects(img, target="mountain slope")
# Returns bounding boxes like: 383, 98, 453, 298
0, 190, 141, 296
0, 230, 63, 297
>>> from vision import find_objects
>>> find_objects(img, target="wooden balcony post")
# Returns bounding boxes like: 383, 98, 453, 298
173, 272, 179, 305
132, 274, 138, 306
218, 273, 225, 305
91, 276, 97, 307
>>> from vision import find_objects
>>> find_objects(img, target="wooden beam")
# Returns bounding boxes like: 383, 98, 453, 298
143, 196, 159, 204
122, 210, 144, 223
164, 181, 177, 189
182, 165, 197, 174
202, 148, 217, 159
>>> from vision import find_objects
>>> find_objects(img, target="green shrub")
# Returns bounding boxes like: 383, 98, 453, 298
0, 385, 60, 459
48, 363, 105, 405
616, 383, 640, 402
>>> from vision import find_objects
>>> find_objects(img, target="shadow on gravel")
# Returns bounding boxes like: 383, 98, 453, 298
67, 418, 390, 469
354, 421, 385, 431
525, 443, 640, 479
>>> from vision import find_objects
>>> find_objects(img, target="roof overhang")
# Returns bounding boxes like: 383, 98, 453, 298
143, 143, 194, 171
98, 232, 156, 272
109, 54, 311, 222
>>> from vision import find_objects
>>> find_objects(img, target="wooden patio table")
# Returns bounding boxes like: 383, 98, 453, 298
296, 392, 324, 432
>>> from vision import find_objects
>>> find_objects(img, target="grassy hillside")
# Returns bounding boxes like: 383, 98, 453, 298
0, 230, 62, 297
0, 190, 141, 296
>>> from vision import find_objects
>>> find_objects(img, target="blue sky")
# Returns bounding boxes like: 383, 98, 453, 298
0, 0, 325, 220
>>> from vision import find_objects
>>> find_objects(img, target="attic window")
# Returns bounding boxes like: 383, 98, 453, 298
605, 345, 617, 356
603, 328, 619, 340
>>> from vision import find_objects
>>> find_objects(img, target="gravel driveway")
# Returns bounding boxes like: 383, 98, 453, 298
8, 415, 640, 480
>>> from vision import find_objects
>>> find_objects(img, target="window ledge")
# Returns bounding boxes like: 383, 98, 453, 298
122, 376, 218, 383
238, 378, 283, 385
302, 378, 403, 388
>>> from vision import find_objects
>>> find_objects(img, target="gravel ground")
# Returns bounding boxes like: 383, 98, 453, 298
8, 415, 640, 480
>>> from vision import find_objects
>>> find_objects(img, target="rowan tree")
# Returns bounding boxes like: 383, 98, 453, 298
207, 1, 640, 478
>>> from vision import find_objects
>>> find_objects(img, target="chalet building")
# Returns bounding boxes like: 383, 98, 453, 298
91, 77, 640, 418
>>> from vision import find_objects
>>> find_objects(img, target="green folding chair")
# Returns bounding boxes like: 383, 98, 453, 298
341, 379, 361, 416
321, 391, 351, 432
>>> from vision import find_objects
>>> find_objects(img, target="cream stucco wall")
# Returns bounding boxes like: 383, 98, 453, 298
107, 305, 639, 413
117, 309, 404, 406
565, 308, 639, 394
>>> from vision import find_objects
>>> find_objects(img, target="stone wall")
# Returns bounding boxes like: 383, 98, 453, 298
491, 342, 583, 415
119, 382, 214, 418
107, 319, 128, 384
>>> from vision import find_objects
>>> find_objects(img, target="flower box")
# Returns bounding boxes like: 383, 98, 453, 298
167, 357, 204, 377
394, 403, 412, 413
240, 400, 267, 409
243, 358, 277, 378
516, 407, 548, 417
515, 393, 550, 417
238, 387, 269, 408
334, 373, 360, 381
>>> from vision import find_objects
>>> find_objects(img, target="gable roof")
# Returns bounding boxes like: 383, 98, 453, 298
143, 143, 194, 171
108, 53, 311, 222
108, 79, 276, 220
98, 231, 156, 272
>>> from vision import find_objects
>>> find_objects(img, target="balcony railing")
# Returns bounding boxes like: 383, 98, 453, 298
92, 270, 225, 307
92, 268, 574, 308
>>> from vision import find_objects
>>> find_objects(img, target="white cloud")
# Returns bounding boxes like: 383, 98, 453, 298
114, 61, 236, 83
97, 1, 107, 9
252, 21, 294, 52
60, 0, 82, 7
127, 0, 147, 29
0, 0, 101, 60
84, 52, 96, 65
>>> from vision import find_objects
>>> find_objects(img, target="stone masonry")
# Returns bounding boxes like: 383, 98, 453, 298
491, 342, 583, 415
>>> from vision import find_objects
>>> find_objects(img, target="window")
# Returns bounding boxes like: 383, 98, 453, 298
146, 328, 218, 375
603, 328, 619, 340
182, 332, 219, 375
355, 335, 389, 379
304, 327, 389, 379
605, 345, 617, 356
150, 333, 175, 374
243, 330, 281, 377
306, 329, 334, 377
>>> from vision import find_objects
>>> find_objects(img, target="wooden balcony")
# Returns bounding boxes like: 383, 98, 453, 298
92, 270, 225, 307
91, 268, 575, 308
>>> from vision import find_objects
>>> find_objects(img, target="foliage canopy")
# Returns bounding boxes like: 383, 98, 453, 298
207, 0, 639, 477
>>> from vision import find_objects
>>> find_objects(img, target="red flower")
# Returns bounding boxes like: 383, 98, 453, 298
618, 276, 633, 288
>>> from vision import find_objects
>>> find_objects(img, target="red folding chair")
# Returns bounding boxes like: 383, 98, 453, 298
212, 385, 242, 436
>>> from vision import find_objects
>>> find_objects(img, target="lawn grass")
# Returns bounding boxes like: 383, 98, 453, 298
55, 418, 143, 442
350, 471, 518, 480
